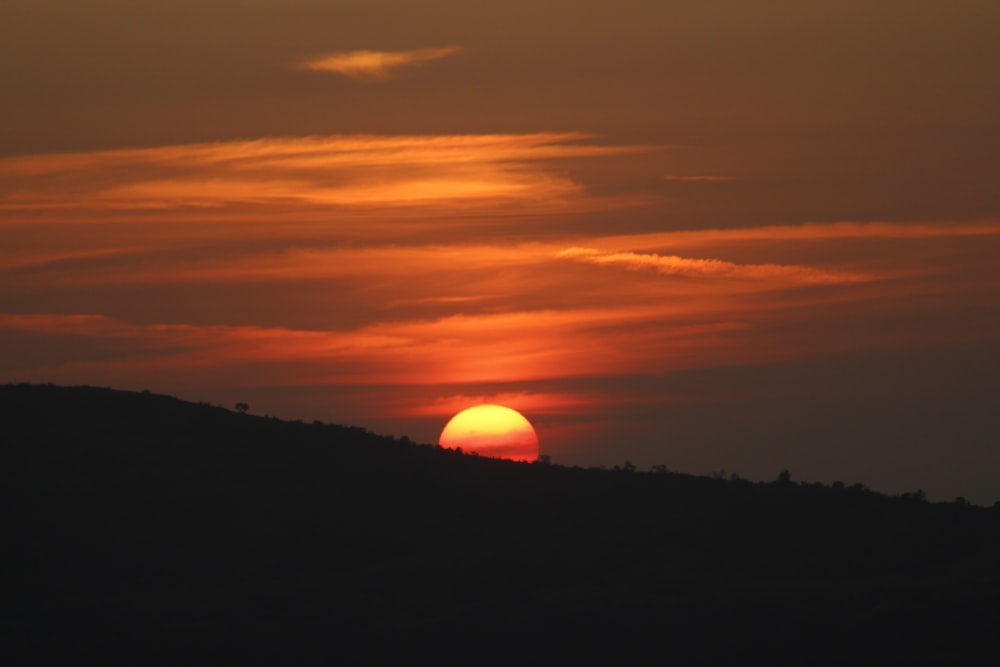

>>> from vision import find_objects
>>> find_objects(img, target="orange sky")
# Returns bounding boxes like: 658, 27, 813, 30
2, 0, 999, 503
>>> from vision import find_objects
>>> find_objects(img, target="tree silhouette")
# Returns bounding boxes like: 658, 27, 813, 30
235, 402, 249, 414
7, 383, 1000, 666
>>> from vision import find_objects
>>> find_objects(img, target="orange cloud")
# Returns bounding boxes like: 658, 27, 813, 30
297, 47, 461, 79
3, 242, 560, 289
662, 175, 735, 182
0, 133, 653, 216
594, 220, 1000, 254
0, 247, 141, 271
401, 391, 622, 418
556, 247, 870, 285
5, 216, 996, 420
0, 308, 750, 390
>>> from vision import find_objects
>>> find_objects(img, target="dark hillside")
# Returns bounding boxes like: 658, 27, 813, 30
4, 384, 999, 665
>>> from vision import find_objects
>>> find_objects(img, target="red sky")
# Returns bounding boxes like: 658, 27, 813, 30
3, 0, 999, 503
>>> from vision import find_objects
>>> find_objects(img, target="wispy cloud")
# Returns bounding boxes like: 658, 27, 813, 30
0, 311, 749, 388
297, 47, 461, 80
401, 392, 615, 417
6, 217, 997, 427
557, 247, 870, 285
662, 175, 735, 182
0, 133, 653, 216
592, 220, 1000, 254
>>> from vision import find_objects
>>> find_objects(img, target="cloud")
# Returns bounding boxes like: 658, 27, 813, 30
0, 309, 750, 390
593, 220, 1000, 253
6, 215, 996, 437
662, 175, 735, 182
400, 391, 615, 418
556, 247, 870, 285
5, 216, 996, 418
0, 133, 653, 217
297, 47, 461, 80
19, 243, 556, 287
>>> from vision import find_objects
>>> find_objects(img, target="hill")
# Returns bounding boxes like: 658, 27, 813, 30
4, 384, 999, 665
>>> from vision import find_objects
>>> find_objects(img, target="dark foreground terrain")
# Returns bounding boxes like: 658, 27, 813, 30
4, 384, 999, 665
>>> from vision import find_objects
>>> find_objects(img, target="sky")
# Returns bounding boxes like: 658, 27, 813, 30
2, 0, 999, 503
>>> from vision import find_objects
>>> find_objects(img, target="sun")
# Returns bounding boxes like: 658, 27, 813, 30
438, 404, 540, 462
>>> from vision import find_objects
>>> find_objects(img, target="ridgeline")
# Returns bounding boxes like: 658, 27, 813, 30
5, 384, 999, 665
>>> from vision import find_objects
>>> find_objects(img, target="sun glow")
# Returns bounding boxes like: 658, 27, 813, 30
438, 404, 540, 462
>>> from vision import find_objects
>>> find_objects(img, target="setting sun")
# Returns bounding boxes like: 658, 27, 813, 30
438, 404, 539, 462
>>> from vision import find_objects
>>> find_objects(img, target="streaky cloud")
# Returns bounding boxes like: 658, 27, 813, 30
594, 220, 1000, 253
0, 310, 749, 388
662, 175, 735, 182
298, 47, 461, 80
402, 391, 616, 418
0, 133, 654, 215
556, 247, 870, 285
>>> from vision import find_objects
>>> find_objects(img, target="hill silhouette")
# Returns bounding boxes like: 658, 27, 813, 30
5, 383, 999, 665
